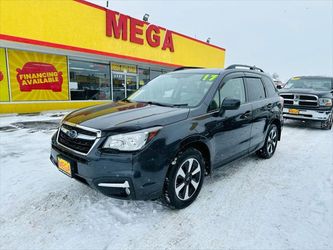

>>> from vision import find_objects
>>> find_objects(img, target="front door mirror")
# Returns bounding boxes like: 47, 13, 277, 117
221, 97, 241, 110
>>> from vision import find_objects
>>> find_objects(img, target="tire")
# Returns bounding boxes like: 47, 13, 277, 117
162, 148, 205, 209
321, 113, 332, 130
256, 124, 279, 159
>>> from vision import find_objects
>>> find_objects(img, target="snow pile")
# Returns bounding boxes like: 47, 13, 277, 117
0, 114, 332, 250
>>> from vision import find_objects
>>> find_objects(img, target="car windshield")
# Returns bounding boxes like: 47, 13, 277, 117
284, 77, 333, 91
127, 72, 219, 107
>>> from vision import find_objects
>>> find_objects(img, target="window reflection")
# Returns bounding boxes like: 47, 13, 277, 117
69, 60, 110, 100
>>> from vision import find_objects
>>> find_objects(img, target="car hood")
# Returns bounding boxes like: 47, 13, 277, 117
63, 101, 190, 132
279, 88, 333, 97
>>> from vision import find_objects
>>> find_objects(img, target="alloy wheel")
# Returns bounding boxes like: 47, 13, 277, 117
267, 128, 278, 155
174, 158, 202, 201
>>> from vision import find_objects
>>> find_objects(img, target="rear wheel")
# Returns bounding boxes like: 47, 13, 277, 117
256, 124, 279, 159
162, 148, 205, 209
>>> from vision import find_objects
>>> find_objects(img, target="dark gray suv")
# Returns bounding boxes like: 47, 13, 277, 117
50, 64, 284, 209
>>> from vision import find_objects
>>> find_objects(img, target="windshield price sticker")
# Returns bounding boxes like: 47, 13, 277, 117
201, 74, 219, 81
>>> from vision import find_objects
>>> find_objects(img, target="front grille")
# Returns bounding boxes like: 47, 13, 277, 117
280, 93, 318, 107
299, 95, 317, 101
299, 101, 317, 106
57, 124, 99, 154
281, 94, 294, 100
284, 100, 294, 105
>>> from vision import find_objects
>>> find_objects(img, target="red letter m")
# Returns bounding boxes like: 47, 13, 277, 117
106, 10, 128, 41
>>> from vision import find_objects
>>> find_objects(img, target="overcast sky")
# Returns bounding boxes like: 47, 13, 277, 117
90, 0, 333, 82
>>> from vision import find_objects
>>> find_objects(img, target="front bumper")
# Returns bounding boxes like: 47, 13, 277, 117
283, 107, 332, 121
50, 132, 169, 200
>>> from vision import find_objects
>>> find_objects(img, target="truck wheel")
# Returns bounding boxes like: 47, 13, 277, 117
256, 124, 278, 159
321, 113, 333, 130
162, 148, 205, 209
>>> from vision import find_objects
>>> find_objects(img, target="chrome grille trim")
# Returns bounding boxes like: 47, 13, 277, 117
60, 126, 96, 140
56, 122, 102, 156
62, 121, 102, 138
280, 93, 319, 107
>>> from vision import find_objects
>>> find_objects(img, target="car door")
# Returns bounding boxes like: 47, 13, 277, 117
207, 73, 253, 166
244, 74, 271, 150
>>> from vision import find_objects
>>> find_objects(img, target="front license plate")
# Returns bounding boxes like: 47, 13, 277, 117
289, 108, 300, 115
57, 157, 72, 177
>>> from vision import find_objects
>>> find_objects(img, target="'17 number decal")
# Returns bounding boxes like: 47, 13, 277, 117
201, 74, 218, 81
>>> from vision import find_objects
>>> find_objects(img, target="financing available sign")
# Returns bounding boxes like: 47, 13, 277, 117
8, 49, 69, 101
16, 62, 63, 92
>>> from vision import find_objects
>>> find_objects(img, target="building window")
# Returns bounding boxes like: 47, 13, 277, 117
150, 69, 163, 80
69, 60, 110, 100
138, 68, 150, 87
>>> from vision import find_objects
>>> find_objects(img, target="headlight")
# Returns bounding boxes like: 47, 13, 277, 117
103, 126, 162, 151
319, 98, 332, 107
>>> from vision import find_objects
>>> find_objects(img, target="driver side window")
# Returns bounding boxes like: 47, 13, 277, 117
208, 78, 246, 112
220, 78, 246, 104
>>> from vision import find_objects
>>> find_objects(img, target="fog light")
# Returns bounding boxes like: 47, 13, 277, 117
125, 188, 131, 196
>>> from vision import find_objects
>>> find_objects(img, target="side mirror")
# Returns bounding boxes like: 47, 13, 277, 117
277, 85, 282, 89
221, 97, 240, 110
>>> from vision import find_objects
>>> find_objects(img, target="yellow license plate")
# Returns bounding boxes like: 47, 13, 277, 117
58, 157, 72, 177
289, 108, 300, 115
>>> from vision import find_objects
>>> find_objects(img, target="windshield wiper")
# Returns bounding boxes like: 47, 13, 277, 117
121, 98, 132, 103
146, 101, 173, 107
147, 102, 189, 107
134, 101, 188, 107
171, 103, 188, 107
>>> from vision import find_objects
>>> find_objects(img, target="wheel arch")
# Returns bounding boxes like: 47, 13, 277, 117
177, 137, 212, 175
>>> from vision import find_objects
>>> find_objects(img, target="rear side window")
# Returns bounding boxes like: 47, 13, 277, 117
246, 78, 266, 101
262, 76, 277, 97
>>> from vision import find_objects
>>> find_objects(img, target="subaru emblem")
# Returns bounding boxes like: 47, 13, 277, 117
67, 129, 78, 139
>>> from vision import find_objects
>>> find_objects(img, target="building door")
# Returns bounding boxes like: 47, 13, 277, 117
112, 72, 138, 101
112, 73, 125, 101
126, 74, 139, 98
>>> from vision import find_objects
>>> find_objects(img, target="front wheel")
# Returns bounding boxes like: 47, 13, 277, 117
162, 148, 205, 209
256, 124, 279, 159
321, 113, 332, 130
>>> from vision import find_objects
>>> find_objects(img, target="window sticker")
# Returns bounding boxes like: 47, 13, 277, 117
201, 74, 219, 81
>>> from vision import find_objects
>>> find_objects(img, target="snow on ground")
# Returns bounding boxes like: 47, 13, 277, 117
0, 113, 332, 250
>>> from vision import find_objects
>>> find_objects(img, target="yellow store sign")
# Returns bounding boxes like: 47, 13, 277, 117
111, 63, 137, 74
0, 48, 9, 102
8, 49, 69, 101
0, 0, 225, 68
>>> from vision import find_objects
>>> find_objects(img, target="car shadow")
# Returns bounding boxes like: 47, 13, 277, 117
283, 119, 326, 130
205, 153, 259, 185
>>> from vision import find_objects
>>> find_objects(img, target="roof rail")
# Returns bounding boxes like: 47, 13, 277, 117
225, 64, 264, 73
173, 66, 203, 71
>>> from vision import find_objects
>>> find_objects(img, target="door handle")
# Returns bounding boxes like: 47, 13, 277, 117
240, 111, 251, 119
